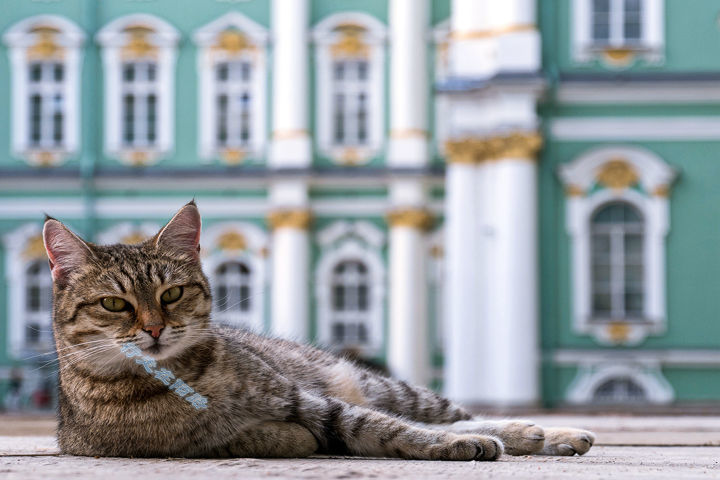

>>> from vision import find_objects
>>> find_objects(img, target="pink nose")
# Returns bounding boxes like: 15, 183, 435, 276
143, 324, 164, 338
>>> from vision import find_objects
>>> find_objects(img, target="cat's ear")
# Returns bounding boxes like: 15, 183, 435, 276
155, 201, 202, 259
43, 217, 94, 284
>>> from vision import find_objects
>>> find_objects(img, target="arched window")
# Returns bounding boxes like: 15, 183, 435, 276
194, 13, 268, 163
313, 13, 386, 164
330, 260, 371, 347
97, 15, 179, 164
593, 377, 646, 403
24, 260, 53, 349
213, 261, 252, 326
591, 202, 644, 320
4, 16, 84, 165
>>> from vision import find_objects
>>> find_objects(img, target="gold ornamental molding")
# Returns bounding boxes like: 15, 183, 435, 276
216, 230, 247, 251
273, 129, 309, 140
607, 321, 631, 344
602, 47, 636, 68
22, 235, 47, 260
121, 231, 149, 245
28, 26, 64, 60
267, 209, 313, 230
331, 24, 369, 59
214, 29, 255, 55
445, 132, 543, 164
390, 128, 428, 140
565, 184, 585, 197
386, 208, 434, 231
221, 148, 246, 165
596, 158, 638, 190
122, 25, 158, 60
450, 23, 536, 41
652, 184, 670, 197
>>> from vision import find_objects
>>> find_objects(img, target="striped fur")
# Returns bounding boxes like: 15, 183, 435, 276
46, 202, 594, 460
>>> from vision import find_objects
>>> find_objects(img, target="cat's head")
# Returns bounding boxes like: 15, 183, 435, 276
43, 201, 212, 368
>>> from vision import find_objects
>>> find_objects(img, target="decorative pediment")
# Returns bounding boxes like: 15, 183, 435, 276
560, 146, 677, 197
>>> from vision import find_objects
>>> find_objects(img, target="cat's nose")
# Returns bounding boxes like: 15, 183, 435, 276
143, 324, 164, 339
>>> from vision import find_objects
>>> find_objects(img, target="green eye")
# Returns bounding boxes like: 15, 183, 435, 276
101, 297, 128, 312
161, 286, 183, 304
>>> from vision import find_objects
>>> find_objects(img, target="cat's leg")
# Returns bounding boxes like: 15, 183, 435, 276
441, 419, 595, 456
211, 421, 319, 458
295, 392, 503, 461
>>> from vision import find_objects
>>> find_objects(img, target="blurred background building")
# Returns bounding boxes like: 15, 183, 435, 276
0, 0, 719, 411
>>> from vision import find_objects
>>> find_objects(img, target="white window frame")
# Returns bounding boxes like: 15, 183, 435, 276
194, 12, 268, 164
3, 224, 58, 358
316, 221, 386, 355
560, 146, 676, 346
3, 15, 85, 166
572, 0, 664, 64
566, 363, 674, 405
313, 12, 386, 164
97, 14, 179, 165
202, 222, 268, 332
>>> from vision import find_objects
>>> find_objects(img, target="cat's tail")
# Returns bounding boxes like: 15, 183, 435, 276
354, 367, 473, 424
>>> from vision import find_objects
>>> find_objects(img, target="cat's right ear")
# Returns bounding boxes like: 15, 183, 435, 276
43, 218, 93, 284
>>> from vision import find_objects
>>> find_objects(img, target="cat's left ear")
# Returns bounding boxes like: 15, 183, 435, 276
155, 201, 202, 259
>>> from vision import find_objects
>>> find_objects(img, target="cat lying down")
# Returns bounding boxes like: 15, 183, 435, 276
43, 201, 595, 460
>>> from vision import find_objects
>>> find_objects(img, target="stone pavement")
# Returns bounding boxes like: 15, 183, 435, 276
2, 414, 720, 479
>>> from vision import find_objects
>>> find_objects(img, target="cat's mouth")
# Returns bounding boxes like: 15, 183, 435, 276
144, 343, 164, 355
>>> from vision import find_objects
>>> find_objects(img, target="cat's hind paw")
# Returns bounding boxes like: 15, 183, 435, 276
538, 428, 595, 456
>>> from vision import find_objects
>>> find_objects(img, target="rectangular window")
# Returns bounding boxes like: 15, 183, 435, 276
331, 60, 371, 147
590, 203, 645, 320
120, 61, 160, 148
214, 60, 253, 149
27, 62, 66, 149
591, 0, 644, 46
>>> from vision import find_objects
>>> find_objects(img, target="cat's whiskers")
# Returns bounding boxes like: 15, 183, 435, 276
21, 338, 112, 361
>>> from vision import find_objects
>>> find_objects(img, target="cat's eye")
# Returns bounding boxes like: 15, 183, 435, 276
161, 286, 183, 304
101, 297, 128, 312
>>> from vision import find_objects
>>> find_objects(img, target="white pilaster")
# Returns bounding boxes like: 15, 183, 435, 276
270, 0, 311, 167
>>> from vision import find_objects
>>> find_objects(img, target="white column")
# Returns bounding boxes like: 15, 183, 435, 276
386, 0, 432, 386
388, 218, 429, 385
388, 0, 428, 167
486, 158, 539, 405
444, 161, 485, 402
270, 0, 311, 167
449, 0, 539, 77
269, 0, 311, 340
271, 219, 310, 341
268, 191, 311, 341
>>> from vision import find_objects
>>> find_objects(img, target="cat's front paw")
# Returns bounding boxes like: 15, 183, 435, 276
496, 420, 546, 456
539, 428, 595, 456
430, 434, 504, 461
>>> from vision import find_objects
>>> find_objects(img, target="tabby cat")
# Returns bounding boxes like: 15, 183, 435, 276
43, 201, 595, 460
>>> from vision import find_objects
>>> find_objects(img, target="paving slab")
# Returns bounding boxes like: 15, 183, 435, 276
2, 414, 720, 479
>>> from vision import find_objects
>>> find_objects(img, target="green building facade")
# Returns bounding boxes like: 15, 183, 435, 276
1, 0, 719, 410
